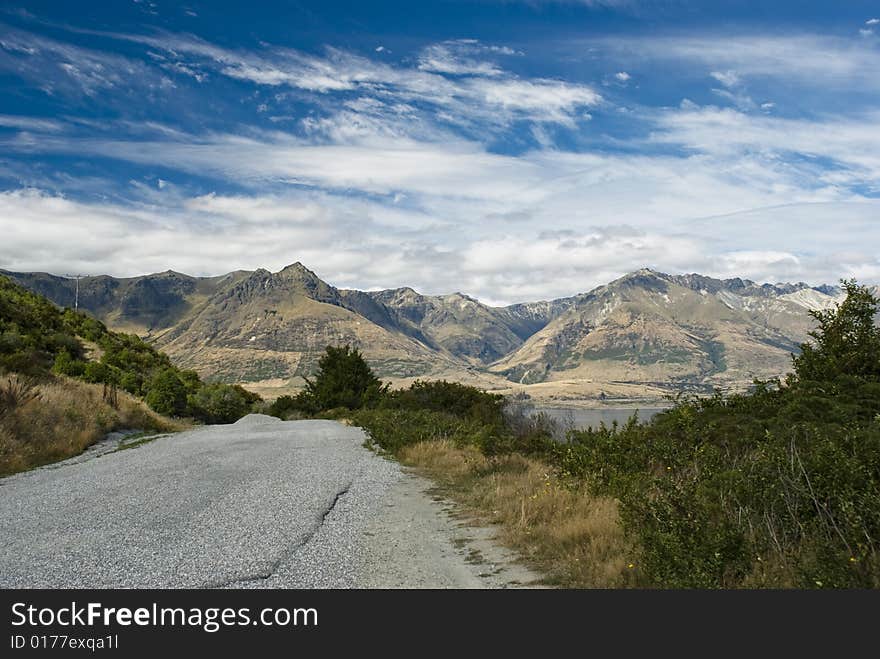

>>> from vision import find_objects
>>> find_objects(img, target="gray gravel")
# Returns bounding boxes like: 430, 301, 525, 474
0, 415, 541, 588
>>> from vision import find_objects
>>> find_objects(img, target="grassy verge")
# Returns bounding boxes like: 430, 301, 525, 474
0, 373, 184, 477
397, 439, 640, 588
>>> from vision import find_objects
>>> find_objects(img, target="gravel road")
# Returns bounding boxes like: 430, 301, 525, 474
0, 415, 541, 588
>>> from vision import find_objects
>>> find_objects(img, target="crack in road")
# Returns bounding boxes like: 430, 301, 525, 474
205, 481, 353, 588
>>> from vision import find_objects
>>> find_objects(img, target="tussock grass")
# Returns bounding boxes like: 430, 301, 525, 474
398, 439, 641, 588
0, 373, 183, 477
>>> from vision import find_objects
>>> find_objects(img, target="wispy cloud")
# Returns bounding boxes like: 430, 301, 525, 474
417, 40, 508, 76
0, 114, 63, 132
596, 33, 880, 89
652, 104, 880, 183
0, 24, 173, 99
3, 103, 877, 299
98, 31, 600, 129
709, 70, 739, 87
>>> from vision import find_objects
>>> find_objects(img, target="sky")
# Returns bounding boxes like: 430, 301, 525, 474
0, 1, 878, 305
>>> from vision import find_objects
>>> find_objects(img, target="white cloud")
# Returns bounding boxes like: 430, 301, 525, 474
3, 187, 875, 304
0, 114, 63, 132
597, 33, 880, 89
651, 104, 880, 181
716, 249, 800, 272
3, 103, 878, 301
683, 202, 880, 285
418, 41, 505, 76
0, 25, 173, 98
710, 87, 756, 111
464, 77, 601, 124
2, 27, 879, 300
102, 32, 600, 128
614, 71, 631, 82
867, 18, 880, 26
0, 188, 415, 284
709, 70, 739, 87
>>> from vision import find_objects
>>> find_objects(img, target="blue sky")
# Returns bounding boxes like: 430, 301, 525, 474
0, 1, 878, 303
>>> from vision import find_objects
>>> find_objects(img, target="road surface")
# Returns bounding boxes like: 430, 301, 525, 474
0, 414, 540, 588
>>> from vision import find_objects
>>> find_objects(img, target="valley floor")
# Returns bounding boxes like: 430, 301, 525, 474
240, 371, 686, 409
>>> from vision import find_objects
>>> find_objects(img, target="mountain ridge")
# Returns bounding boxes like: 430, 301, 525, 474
2, 265, 859, 404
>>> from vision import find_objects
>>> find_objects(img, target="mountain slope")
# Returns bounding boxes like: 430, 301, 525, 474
0, 268, 249, 336
366, 287, 572, 365
3, 264, 571, 382
5, 264, 863, 401
490, 269, 844, 393
149, 264, 465, 383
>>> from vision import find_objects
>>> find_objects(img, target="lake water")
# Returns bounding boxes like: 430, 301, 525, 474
533, 406, 668, 432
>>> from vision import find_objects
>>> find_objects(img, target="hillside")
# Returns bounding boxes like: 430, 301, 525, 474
366, 287, 573, 365
0, 275, 262, 475
0, 276, 179, 474
490, 269, 844, 394
0, 268, 252, 337
154, 263, 466, 383
3, 265, 861, 403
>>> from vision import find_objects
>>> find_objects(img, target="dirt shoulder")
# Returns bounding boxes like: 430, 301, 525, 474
357, 469, 545, 588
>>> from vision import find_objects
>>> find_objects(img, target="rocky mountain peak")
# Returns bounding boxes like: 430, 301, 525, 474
608, 268, 670, 293
278, 261, 319, 280
388, 286, 422, 300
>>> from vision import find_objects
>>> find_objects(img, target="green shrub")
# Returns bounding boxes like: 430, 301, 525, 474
298, 345, 388, 412
52, 350, 86, 378
0, 275, 261, 425
119, 371, 142, 395
554, 282, 880, 588
268, 394, 302, 419
188, 383, 260, 424
352, 408, 500, 454
145, 368, 188, 417
82, 361, 114, 384
383, 379, 505, 425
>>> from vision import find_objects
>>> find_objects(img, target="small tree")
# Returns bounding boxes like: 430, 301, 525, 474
188, 383, 260, 424
52, 349, 86, 378
792, 280, 880, 383
300, 345, 387, 412
81, 361, 114, 384
145, 368, 188, 417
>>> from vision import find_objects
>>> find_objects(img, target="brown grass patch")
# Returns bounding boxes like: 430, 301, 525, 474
0, 373, 184, 477
398, 440, 641, 588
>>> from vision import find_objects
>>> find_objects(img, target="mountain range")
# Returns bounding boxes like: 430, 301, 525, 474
1, 264, 854, 405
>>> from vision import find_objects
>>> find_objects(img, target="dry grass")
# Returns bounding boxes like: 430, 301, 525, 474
0, 373, 184, 477
398, 439, 642, 588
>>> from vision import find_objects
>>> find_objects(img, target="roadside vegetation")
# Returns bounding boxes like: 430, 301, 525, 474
558, 280, 880, 588
270, 281, 880, 588
0, 275, 261, 475
0, 374, 180, 476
